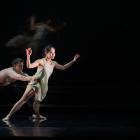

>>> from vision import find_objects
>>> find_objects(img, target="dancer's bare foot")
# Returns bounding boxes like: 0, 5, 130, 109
32, 114, 47, 119
32, 118, 46, 123
2, 116, 10, 121
2, 120, 12, 127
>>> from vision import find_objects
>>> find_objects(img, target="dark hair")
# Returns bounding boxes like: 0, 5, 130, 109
12, 58, 24, 66
43, 44, 55, 57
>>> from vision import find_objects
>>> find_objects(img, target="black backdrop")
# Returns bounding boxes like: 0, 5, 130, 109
0, 1, 140, 110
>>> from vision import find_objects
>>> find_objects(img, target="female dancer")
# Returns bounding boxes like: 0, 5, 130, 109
2, 45, 80, 121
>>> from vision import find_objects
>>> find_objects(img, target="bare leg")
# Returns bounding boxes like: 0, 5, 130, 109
32, 100, 46, 119
2, 86, 35, 121
33, 100, 40, 118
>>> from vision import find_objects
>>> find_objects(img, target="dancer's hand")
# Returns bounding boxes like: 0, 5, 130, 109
30, 76, 37, 82
26, 48, 32, 56
73, 54, 80, 62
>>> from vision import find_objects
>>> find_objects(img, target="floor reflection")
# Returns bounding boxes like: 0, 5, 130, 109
2, 118, 66, 137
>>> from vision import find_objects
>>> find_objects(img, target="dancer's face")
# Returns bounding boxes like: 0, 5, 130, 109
14, 62, 24, 73
45, 48, 56, 60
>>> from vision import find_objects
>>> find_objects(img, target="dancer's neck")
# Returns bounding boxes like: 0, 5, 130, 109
45, 57, 52, 62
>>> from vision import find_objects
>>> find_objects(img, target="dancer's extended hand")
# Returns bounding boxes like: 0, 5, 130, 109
73, 54, 80, 62
26, 48, 32, 56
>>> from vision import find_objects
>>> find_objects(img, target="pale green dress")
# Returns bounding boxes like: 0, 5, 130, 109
27, 58, 55, 102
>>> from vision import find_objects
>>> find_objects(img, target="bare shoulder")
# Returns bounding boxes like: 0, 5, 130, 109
7, 67, 17, 75
38, 59, 45, 66
52, 61, 57, 65
8, 67, 15, 73
0, 67, 11, 74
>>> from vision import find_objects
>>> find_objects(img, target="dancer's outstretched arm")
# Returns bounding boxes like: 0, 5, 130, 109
9, 70, 33, 82
26, 48, 43, 68
54, 54, 80, 70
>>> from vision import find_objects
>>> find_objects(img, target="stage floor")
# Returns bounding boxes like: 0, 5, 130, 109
0, 106, 139, 138
0, 86, 139, 138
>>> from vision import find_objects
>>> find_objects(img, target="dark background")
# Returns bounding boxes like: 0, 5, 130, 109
0, 0, 139, 112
